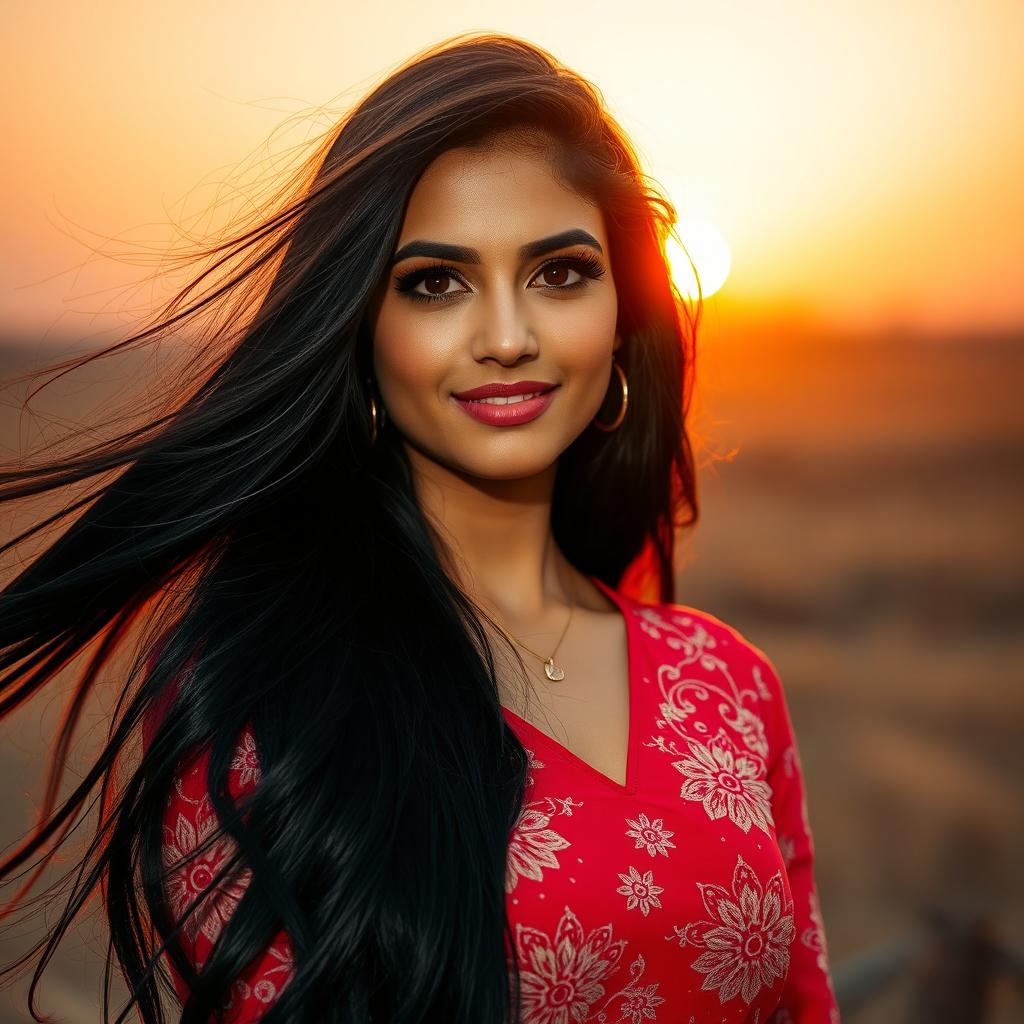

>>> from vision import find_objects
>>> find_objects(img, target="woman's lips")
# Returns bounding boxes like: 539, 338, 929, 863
452, 386, 558, 426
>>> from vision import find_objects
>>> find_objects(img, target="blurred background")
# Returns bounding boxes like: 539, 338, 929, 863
1, 2, 1021, 1021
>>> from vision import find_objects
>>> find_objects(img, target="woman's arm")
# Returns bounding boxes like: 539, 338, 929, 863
763, 657, 842, 1023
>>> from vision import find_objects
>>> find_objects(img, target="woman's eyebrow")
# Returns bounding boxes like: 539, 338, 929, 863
390, 228, 603, 267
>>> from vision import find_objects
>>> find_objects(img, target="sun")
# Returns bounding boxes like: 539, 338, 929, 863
665, 214, 732, 301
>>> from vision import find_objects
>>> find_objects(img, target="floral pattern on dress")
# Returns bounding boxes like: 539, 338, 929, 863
500, 583, 840, 1021
511, 908, 670, 1024
219, 942, 295, 1015
669, 727, 775, 835
506, 747, 585, 893
639, 606, 769, 765
157, 727, 296, 1020
506, 795, 582, 893
161, 792, 253, 951
231, 729, 262, 789
512, 904, 628, 1023
667, 852, 794, 1006
624, 812, 676, 858
802, 886, 841, 1012
591, 952, 668, 1023
615, 866, 665, 917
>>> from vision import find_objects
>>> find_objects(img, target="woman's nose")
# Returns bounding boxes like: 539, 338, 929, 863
469, 291, 540, 365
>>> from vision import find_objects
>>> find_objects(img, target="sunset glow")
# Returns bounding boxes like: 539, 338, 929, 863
666, 216, 732, 301
1, 3, 1020, 341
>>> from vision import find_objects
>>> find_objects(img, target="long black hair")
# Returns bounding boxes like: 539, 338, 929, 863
0, 31, 699, 1023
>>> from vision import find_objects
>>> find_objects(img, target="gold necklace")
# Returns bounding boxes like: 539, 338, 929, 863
491, 580, 577, 681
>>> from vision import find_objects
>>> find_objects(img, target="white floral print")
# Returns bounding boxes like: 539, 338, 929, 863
640, 605, 769, 763
591, 953, 667, 1024
624, 812, 677, 858
513, 904, 628, 1023
616, 866, 665, 917
220, 943, 295, 1013
670, 853, 794, 1005
506, 748, 584, 894
506, 796, 580, 893
162, 791, 253, 950
671, 728, 775, 836
157, 728, 296, 1017
231, 729, 261, 788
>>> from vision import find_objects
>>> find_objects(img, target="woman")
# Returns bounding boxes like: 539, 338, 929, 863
0, 31, 840, 1024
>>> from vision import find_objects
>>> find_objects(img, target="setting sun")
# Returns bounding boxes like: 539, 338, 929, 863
666, 214, 732, 301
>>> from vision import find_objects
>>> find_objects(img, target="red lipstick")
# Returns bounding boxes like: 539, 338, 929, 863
451, 380, 559, 427
452, 380, 556, 400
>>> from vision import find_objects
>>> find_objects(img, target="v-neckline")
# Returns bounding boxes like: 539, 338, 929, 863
500, 574, 639, 795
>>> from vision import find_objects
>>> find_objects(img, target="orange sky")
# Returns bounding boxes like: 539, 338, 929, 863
2, 1, 1021, 344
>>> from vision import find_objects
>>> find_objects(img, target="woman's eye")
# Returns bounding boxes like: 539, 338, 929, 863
394, 264, 468, 305
411, 270, 469, 302
529, 253, 605, 292
530, 262, 583, 289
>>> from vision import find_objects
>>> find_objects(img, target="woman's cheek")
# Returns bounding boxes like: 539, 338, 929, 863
373, 333, 453, 432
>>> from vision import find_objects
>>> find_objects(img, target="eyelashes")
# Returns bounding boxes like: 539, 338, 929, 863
392, 249, 607, 305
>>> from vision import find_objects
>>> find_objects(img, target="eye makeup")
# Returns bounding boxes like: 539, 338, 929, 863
392, 249, 606, 305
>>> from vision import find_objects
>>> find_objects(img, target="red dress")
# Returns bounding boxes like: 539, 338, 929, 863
145, 577, 841, 1023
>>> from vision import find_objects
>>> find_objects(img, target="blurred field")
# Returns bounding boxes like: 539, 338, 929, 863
686, 328, 1024, 1021
1, 327, 1022, 1021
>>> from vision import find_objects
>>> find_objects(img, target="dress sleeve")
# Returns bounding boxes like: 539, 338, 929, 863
159, 727, 295, 1021
761, 657, 842, 1024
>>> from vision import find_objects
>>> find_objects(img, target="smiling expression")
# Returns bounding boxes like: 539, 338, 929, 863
369, 138, 621, 483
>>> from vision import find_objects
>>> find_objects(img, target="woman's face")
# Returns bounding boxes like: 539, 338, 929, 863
370, 143, 620, 484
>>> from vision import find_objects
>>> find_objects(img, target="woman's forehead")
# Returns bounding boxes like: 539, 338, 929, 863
397, 149, 605, 261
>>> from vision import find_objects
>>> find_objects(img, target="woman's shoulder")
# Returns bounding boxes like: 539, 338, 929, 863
622, 590, 784, 697
619, 591, 795, 768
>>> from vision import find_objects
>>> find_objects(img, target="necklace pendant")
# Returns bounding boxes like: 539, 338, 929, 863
544, 658, 566, 681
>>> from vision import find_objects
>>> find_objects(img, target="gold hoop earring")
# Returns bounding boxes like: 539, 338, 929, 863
592, 359, 628, 432
367, 380, 383, 445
